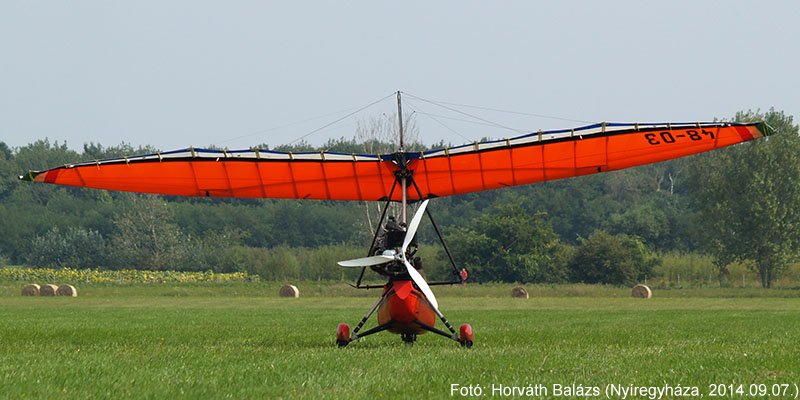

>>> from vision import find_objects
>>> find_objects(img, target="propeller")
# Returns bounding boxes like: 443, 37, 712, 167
401, 199, 427, 255
336, 253, 395, 268
336, 200, 439, 310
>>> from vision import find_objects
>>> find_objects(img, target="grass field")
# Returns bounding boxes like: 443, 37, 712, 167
1, 283, 799, 399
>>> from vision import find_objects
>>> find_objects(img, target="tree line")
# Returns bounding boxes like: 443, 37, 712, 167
0, 109, 797, 287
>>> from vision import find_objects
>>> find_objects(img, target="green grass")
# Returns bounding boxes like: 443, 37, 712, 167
5, 280, 799, 299
1, 284, 799, 399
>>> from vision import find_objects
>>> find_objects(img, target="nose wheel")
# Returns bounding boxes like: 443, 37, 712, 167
401, 333, 417, 346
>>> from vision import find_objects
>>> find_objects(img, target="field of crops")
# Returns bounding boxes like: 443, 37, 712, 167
1, 282, 799, 399
0, 266, 258, 285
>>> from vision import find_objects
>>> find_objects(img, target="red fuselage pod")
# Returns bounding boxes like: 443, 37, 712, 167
377, 280, 437, 335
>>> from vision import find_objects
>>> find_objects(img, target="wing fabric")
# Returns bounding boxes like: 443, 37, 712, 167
22, 149, 399, 201
407, 122, 768, 200
20, 122, 769, 201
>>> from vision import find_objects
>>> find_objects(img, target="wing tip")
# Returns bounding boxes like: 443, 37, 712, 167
756, 121, 776, 137
18, 171, 39, 182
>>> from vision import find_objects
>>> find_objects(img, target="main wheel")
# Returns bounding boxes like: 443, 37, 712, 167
459, 323, 474, 348
401, 333, 417, 346
336, 323, 351, 347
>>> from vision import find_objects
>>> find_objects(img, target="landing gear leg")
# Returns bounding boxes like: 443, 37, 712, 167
413, 317, 475, 349
336, 291, 392, 347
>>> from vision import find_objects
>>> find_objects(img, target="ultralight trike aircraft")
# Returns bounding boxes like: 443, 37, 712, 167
20, 92, 770, 347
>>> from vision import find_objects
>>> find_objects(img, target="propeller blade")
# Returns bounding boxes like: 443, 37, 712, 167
337, 255, 395, 268
404, 259, 439, 310
401, 199, 429, 254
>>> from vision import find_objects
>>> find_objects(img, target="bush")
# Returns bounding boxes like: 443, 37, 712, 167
221, 245, 300, 280
26, 226, 107, 268
295, 245, 362, 281
569, 230, 659, 285
443, 199, 572, 283
0, 266, 256, 284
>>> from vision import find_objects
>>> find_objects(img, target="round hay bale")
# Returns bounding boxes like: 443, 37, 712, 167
632, 284, 652, 299
21, 284, 40, 296
39, 284, 58, 296
511, 286, 529, 299
279, 284, 300, 298
56, 284, 78, 297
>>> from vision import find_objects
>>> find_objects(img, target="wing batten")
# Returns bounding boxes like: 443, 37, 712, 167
736, 125, 754, 141
507, 140, 518, 187
476, 145, 487, 192
73, 167, 88, 187
44, 169, 60, 183
220, 160, 235, 197
253, 160, 268, 198
319, 160, 332, 200
349, 160, 364, 201
445, 151, 456, 197
286, 158, 301, 199
604, 132, 611, 172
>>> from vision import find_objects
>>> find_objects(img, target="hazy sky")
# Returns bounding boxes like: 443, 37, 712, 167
2, 1, 798, 152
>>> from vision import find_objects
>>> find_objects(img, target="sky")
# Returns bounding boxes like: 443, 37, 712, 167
1, 1, 798, 152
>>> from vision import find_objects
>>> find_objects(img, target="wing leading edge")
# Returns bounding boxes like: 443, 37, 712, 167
20, 122, 770, 201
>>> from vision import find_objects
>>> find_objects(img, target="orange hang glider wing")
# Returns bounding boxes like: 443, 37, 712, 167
405, 121, 769, 200
19, 122, 769, 201
20, 149, 400, 201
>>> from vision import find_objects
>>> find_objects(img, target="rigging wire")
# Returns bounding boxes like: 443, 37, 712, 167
286, 92, 396, 145
218, 104, 369, 146
425, 99, 593, 124
403, 100, 473, 144
217, 91, 592, 150
403, 91, 594, 126
404, 92, 527, 134
413, 109, 522, 132
217, 92, 395, 148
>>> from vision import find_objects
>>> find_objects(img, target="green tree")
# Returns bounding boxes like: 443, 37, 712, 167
14, 139, 79, 173
25, 226, 108, 268
82, 142, 159, 160
689, 109, 800, 288
0, 149, 17, 199
604, 202, 669, 245
257, 246, 300, 280
109, 196, 189, 270
445, 196, 571, 283
189, 228, 248, 272
569, 230, 659, 285
0, 142, 12, 160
